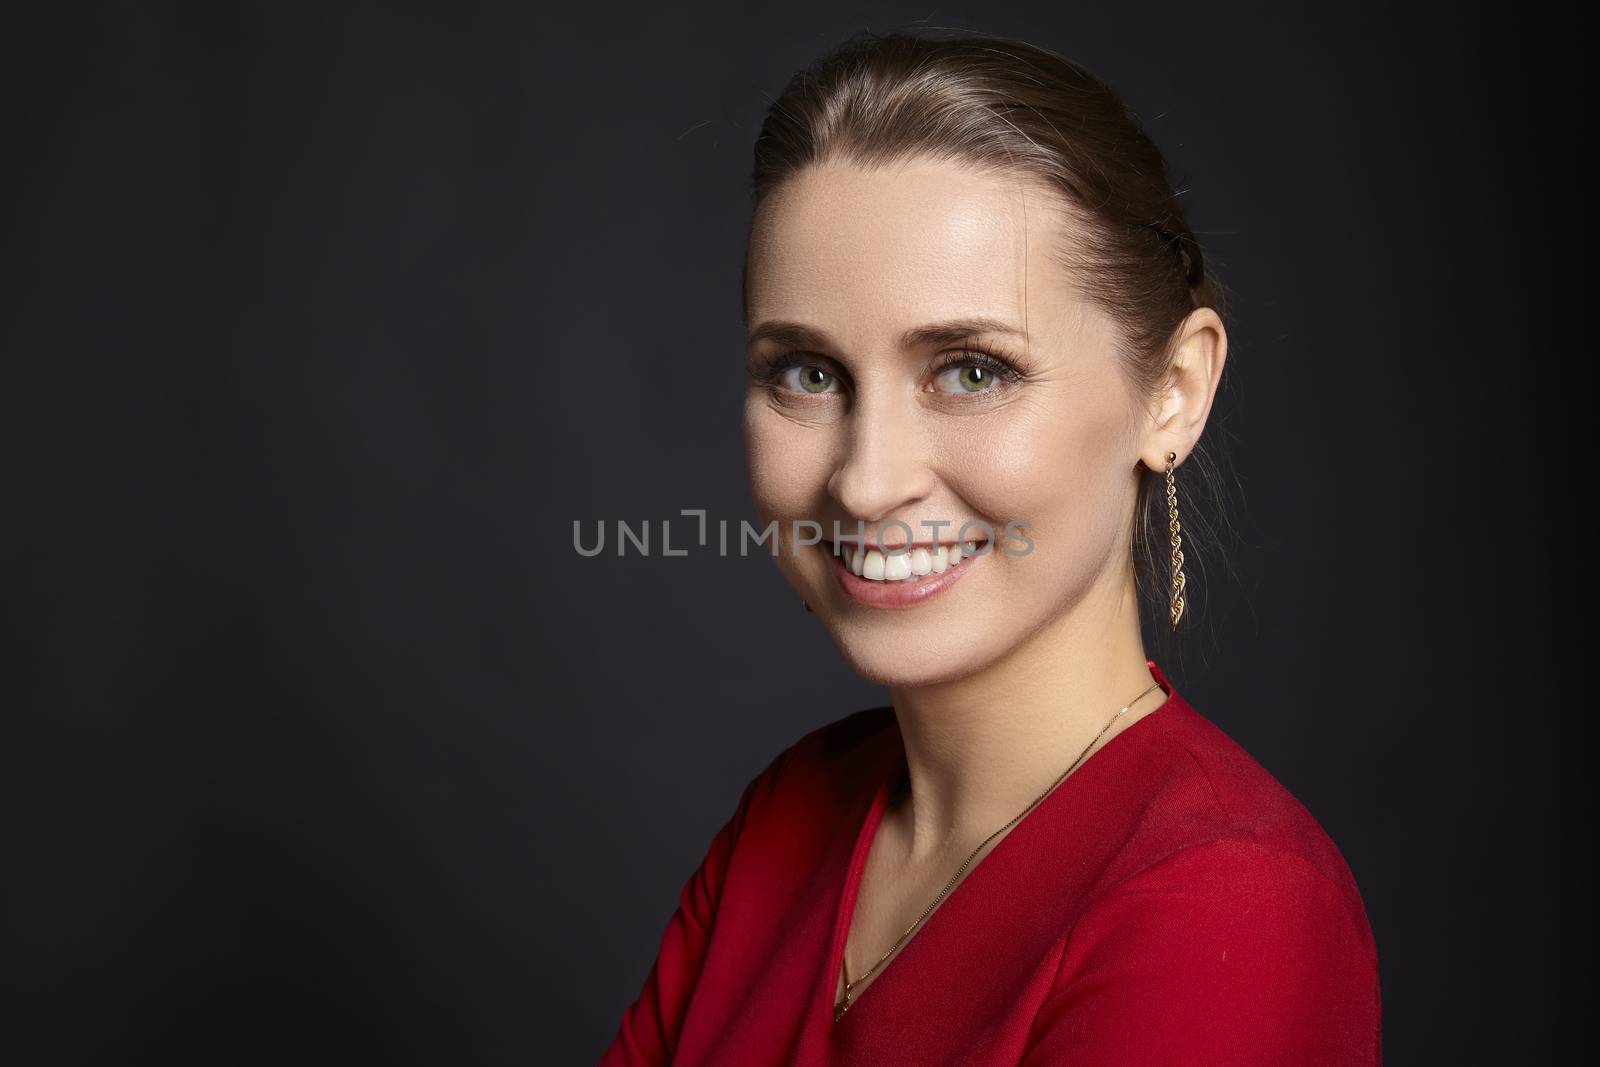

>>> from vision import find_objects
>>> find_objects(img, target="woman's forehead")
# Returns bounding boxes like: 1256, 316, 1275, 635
746, 160, 1085, 341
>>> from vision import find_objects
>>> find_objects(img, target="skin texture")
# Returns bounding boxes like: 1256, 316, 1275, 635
742, 156, 1227, 1006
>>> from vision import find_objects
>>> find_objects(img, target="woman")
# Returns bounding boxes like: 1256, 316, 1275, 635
601, 29, 1380, 1066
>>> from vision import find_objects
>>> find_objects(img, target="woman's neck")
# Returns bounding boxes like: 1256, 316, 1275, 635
884, 573, 1164, 862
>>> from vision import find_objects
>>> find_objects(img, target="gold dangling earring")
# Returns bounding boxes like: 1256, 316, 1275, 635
1164, 451, 1187, 629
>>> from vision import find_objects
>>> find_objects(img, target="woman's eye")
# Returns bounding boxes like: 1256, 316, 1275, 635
782, 365, 838, 395
934, 364, 998, 394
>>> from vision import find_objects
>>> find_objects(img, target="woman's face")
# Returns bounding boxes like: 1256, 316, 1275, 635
743, 157, 1152, 686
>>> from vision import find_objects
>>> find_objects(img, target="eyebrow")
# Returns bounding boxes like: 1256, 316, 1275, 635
746, 316, 1026, 352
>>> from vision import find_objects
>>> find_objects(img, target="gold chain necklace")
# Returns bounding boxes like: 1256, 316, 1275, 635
833, 678, 1163, 1022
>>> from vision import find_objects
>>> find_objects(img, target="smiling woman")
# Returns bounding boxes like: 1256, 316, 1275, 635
600, 28, 1380, 1066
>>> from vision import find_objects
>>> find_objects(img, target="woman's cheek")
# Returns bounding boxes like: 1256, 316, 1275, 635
943, 398, 1129, 563
744, 408, 823, 523
937, 405, 1070, 533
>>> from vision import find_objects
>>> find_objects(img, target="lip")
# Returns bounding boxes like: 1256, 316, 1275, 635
825, 542, 987, 609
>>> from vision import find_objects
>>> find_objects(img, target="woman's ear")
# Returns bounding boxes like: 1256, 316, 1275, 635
1141, 306, 1228, 469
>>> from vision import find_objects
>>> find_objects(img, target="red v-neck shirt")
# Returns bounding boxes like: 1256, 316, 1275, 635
599, 661, 1382, 1065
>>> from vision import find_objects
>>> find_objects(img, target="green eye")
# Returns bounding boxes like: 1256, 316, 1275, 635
936, 365, 995, 393
790, 366, 836, 394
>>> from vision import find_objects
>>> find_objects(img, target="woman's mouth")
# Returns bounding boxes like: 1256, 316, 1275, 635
824, 539, 988, 609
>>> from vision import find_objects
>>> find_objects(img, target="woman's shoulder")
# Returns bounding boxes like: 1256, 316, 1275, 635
1083, 691, 1378, 981
789, 702, 898, 753
1049, 693, 1381, 1048
728, 704, 899, 828
760, 703, 900, 795
1137, 697, 1366, 901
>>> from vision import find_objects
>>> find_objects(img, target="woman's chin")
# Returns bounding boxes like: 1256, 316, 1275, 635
827, 632, 986, 688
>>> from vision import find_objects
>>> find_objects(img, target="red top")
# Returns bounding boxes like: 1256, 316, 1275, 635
599, 661, 1381, 1065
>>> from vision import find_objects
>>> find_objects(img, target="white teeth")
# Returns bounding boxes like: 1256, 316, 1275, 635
839, 542, 984, 582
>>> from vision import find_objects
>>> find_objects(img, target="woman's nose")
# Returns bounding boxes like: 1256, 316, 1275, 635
826, 393, 935, 521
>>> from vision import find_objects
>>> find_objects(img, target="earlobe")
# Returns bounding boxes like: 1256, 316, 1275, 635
1137, 380, 1189, 475
1139, 445, 1184, 475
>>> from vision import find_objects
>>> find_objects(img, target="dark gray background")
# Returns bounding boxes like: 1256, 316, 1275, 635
3, 2, 1577, 1064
